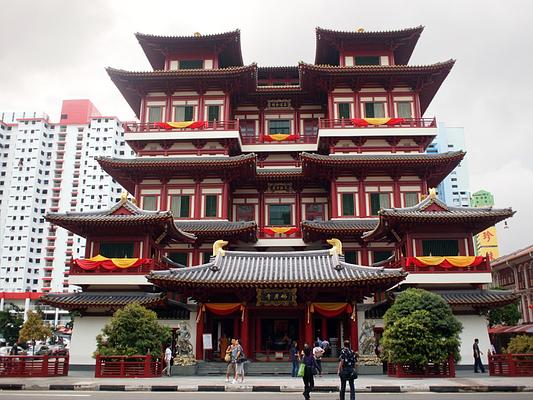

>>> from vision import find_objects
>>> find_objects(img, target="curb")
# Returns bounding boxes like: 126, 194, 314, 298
1, 383, 533, 393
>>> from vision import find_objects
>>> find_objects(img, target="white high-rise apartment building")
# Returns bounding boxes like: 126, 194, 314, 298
0, 100, 133, 296
426, 123, 471, 207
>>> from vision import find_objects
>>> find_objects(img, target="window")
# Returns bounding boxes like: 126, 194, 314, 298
167, 252, 188, 266
422, 240, 459, 256
236, 204, 254, 221
303, 119, 318, 136
370, 193, 390, 215
354, 56, 380, 65
337, 103, 351, 119
344, 251, 358, 264
269, 204, 291, 226
148, 106, 163, 123
99, 242, 134, 258
373, 250, 392, 263
207, 105, 220, 122
179, 60, 203, 69
205, 195, 218, 217
397, 102, 412, 118
268, 119, 290, 134
170, 195, 190, 218
404, 192, 419, 207
174, 106, 194, 122
364, 102, 386, 118
239, 121, 256, 138
142, 195, 158, 211
341, 193, 355, 216
305, 203, 325, 221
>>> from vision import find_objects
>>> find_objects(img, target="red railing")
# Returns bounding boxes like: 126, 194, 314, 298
69, 259, 170, 275
94, 355, 162, 378
240, 134, 318, 145
387, 355, 455, 378
387, 256, 491, 273
124, 121, 239, 133
489, 353, 533, 376
0, 355, 69, 377
319, 117, 436, 129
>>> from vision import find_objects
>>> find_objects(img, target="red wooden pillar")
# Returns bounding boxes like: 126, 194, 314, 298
386, 90, 394, 118
327, 91, 334, 123
330, 180, 338, 218
196, 309, 205, 360
221, 180, 229, 219
224, 92, 231, 121
350, 309, 358, 352
413, 90, 421, 118
198, 92, 205, 121
255, 315, 262, 355
240, 306, 249, 357
421, 178, 428, 195
194, 179, 202, 218
259, 107, 265, 142
295, 190, 302, 227
258, 189, 265, 233
165, 94, 172, 121
305, 309, 313, 347
160, 180, 168, 210
358, 178, 366, 217
393, 178, 401, 208
321, 318, 328, 341
353, 91, 360, 119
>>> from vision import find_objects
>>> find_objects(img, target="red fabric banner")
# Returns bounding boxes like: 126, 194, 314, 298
263, 134, 300, 142
154, 121, 207, 130
310, 302, 353, 318
203, 303, 243, 316
262, 227, 300, 236
74, 256, 149, 271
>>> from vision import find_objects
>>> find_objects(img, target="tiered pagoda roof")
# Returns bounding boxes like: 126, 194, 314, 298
46, 197, 196, 244
302, 219, 379, 242
363, 192, 515, 241
148, 248, 406, 290
173, 220, 257, 242
301, 151, 464, 187
135, 30, 244, 70
315, 26, 424, 65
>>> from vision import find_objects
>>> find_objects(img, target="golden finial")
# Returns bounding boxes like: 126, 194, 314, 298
327, 238, 343, 256
131, 197, 137, 206
213, 240, 228, 257
357, 28, 365, 32
119, 191, 128, 204
194, 32, 201, 37
429, 188, 437, 199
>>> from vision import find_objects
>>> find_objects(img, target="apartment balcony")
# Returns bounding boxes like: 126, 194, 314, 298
69, 258, 169, 275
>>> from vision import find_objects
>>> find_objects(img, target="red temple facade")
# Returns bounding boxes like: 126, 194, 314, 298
42, 27, 516, 367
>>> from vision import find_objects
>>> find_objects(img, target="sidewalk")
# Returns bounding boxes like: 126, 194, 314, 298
1, 370, 532, 392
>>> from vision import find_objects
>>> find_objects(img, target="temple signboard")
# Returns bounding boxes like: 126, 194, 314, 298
256, 288, 297, 306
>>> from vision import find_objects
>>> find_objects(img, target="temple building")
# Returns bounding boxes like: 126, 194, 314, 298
41, 27, 516, 368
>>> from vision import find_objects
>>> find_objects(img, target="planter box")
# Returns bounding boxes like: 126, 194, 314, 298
171, 364, 198, 376
95, 355, 162, 378
0, 355, 69, 377
489, 353, 533, 376
358, 364, 384, 375
387, 356, 455, 378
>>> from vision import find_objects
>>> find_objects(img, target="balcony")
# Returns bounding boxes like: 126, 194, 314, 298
319, 117, 436, 130
390, 256, 491, 273
124, 120, 240, 133
69, 258, 170, 275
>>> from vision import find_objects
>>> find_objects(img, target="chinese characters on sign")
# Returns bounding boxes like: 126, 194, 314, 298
256, 288, 297, 306
267, 99, 291, 109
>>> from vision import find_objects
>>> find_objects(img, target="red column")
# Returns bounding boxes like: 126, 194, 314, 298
330, 180, 338, 218
358, 179, 366, 217
165, 94, 172, 121
139, 95, 146, 124
295, 190, 302, 227
353, 91, 360, 118
259, 107, 265, 142
350, 309, 358, 352
160, 181, 168, 210
360, 246, 369, 266
413, 91, 421, 118
224, 92, 231, 121
321, 318, 328, 341
221, 180, 229, 219
240, 306, 249, 357
255, 316, 262, 354
387, 90, 394, 118
393, 178, 401, 208
194, 179, 202, 218
304, 308, 313, 347
198, 92, 205, 121
196, 309, 205, 360
258, 189, 265, 233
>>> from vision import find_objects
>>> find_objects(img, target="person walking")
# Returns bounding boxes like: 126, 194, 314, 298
162, 343, 172, 376
290, 341, 300, 377
473, 338, 485, 373
312, 343, 324, 376
338, 340, 357, 400
234, 337, 245, 383
301, 346, 318, 399
225, 338, 236, 382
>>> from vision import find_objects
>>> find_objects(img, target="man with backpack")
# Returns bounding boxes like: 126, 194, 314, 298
337, 340, 357, 400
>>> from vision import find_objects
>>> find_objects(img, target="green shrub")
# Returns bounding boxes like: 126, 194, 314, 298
382, 288, 462, 365
505, 335, 533, 354
95, 302, 171, 357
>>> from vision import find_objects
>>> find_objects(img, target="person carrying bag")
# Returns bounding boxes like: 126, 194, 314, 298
337, 340, 358, 400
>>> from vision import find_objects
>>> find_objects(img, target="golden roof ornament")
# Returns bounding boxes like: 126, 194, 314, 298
213, 239, 228, 257
357, 28, 365, 32
119, 191, 129, 204
194, 32, 201, 37
429, 188, 437, 199
327, 238, 343, 255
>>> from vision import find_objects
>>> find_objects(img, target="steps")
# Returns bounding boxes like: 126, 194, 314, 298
196, 361, 340, 376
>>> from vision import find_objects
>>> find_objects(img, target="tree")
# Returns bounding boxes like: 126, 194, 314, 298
381, 288, 462, 365
505, 335, 533, 354
486, 302, 521, 327
18, 311, 52, 352
95, 302, 171, 357
0, 304, 24, 345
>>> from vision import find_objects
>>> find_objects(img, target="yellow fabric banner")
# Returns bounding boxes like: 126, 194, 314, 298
364, 118, 391, 125
415, 256, 477, 267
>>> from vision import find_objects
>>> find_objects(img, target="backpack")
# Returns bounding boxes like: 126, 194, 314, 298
236, 346, 246, 363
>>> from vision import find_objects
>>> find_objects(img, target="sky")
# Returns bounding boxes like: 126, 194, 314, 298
0, 0, 532, 255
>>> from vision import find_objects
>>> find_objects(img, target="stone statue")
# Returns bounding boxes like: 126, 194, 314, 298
358, 320, 376, 356
173, 322, 196, 366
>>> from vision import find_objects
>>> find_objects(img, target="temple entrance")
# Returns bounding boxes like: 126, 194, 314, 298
261, 318, 299, 352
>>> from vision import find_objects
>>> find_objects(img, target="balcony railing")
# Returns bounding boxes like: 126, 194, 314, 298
319, 117, 436, 129
124, 120, 239, 133
388, 256, 491, 273
69, 258, 170, 275
241, 133, 318, 145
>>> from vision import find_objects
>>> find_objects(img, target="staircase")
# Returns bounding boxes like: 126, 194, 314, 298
196, 361, 340, 376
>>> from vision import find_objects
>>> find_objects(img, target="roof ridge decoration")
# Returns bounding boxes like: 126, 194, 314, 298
316, 25, 425, 36
135, 29, 241, 41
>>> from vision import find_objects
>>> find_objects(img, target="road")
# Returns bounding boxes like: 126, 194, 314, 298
0, 393, 531, 400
